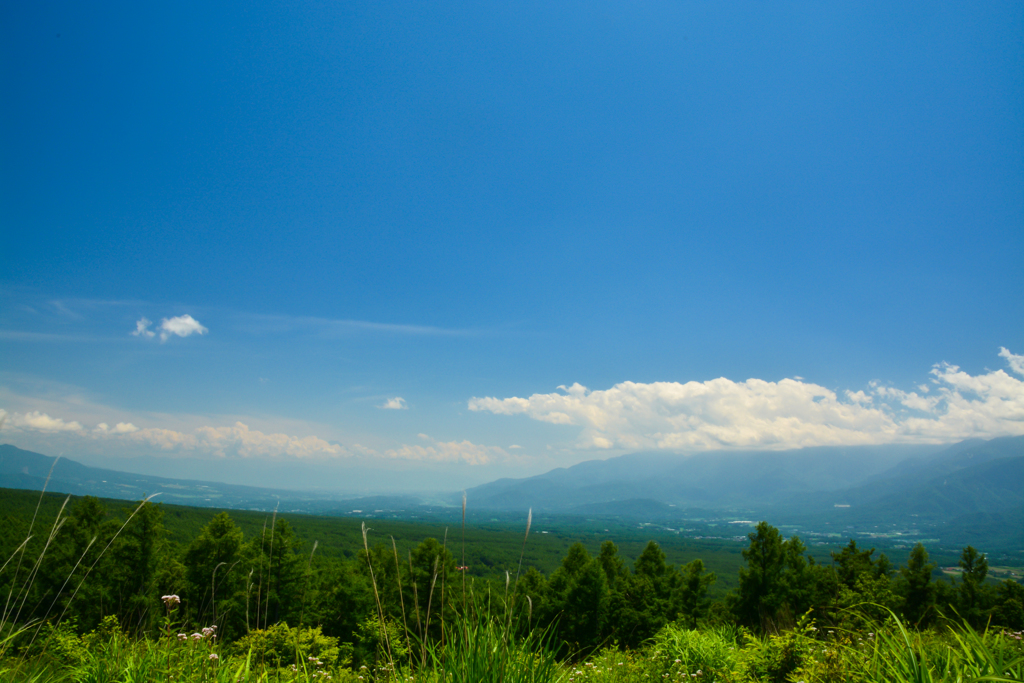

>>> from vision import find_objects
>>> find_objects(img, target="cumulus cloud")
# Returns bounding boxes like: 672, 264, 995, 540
94, 422, 139, 434
130, 314, 208, 342
192, 422, 346, 458
469, 348, 1024, 452
1, 410, 349, 460
159, 314, 208, 342
3, 410, 84, 432
379, 397, 408, 410
385, 435, 507, 465
131, 318, 155, 338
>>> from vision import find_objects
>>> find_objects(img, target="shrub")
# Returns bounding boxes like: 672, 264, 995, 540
231, 622, 349, 670
649, 622, 740, 682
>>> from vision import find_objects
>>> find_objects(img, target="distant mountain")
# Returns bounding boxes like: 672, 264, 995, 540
466, 443, 949, 511
793, 437, 1024, 524
0, 444, 417, 512
467, 437, 1023, 525
4, 437, 1021, 552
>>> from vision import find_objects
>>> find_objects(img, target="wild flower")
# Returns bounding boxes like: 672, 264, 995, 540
162, 594, 181, 607
209, 653, 219, 661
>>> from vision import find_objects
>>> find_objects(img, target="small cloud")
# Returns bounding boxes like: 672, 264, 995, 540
94, 422, 139, 434
131, 318, 155, 338
379, 397, 408, 410
509, 444, 523, 449
159, 315, 208, 342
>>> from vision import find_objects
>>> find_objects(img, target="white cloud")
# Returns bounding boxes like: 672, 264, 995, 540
94, 422, 139, 434
159, 315, 208, 342
131, 318, 155, 338
469, 348, 1024, 451
1, 409, 350, 460
192, 422, 345, 458
4, 410, 84, 432
1000, 347, 1024, 376
379, 397, 408, 410
384, 436, 507, 466
129, 314, 208, 342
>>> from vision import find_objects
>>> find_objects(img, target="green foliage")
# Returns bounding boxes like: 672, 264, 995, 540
736, 612, 816, 683
731, 522, 827, 633
183, 512, 245, 636
898, 543, 937, 628
4, 485, 1024, 683
994, 579, 1024, 630
353, 613, 406, 670
673, 559, 717, 628
231, 622, 349, 670
648, 623, 739, 682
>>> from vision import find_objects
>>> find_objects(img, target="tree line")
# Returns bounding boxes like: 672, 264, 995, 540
3, 498, 1022, 661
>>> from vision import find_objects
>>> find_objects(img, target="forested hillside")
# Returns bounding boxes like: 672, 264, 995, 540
1, 486, 1022, 682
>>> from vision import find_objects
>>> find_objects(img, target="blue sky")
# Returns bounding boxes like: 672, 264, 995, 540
2, 1, 1022, 492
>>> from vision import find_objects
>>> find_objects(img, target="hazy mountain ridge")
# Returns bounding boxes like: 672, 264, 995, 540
0, 444, 349, 510
466, 443, 955, 511
466, 438, 1024, 528
2, 438, 1021, 551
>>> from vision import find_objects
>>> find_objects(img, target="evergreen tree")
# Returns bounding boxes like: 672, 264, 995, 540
832, 540, 891, 589
184, 512, 245, 634
993, 579, 1024, 630
34, 496, 118, 632
597, 540, 626, 588
106, 500, 166, 634
732, 522, 785, 631
731, 522, 819, 632
310, 559, 374, 644
671, 559, 715, 628
547, 543, 610, 653
898, 543, 936, 627
244, 519, 303, 630
956, 545, 990, 626
405, 538, 456, 642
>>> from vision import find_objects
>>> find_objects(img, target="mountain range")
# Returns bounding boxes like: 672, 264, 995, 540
465, 437, 1023, 523
2, 436, 1021, 551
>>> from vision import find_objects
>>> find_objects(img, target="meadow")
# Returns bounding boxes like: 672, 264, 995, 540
1, 487, 1022, 682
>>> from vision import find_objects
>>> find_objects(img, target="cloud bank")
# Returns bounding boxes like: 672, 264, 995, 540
0, 410, 348, 460
468, 348, 1024, 451
1, 410, 83, 432
0, 410, 507, 466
